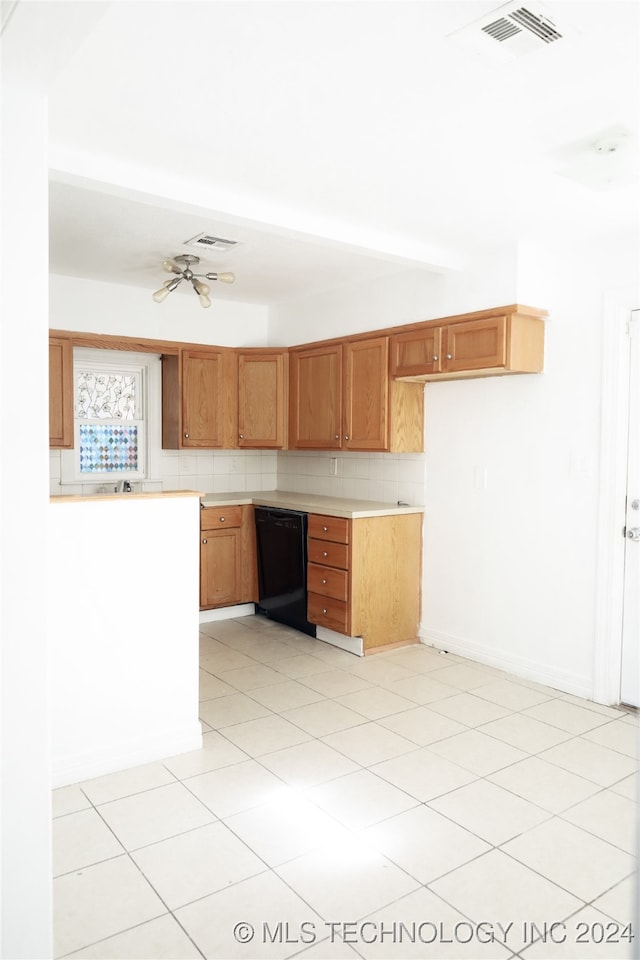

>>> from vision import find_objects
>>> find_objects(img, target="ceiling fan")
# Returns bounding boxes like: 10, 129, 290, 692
152, 254, 235, 308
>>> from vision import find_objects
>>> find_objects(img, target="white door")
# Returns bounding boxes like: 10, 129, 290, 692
620, 310, 639, 707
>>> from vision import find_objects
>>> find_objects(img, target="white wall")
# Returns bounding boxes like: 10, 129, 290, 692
48, 495, 202, 787
1, 76, 53, 960
50, 272, 269, 347
268, 266, 446, 344
1, 5, 109, 956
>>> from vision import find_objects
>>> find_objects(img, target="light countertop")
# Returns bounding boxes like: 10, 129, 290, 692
200, 490, 424, 519
50, 490, 204, 504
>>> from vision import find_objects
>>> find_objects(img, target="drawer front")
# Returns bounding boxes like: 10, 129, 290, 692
308, 562, 349, 601
200, 505, 243, 531
308, 538, 349, 569
308, 592, 349, 633
308, 514, 350, 544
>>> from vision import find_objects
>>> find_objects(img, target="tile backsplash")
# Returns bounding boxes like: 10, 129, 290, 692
277, 450, 425, 505
49, 448, 278, 497
50, 448, 425, 505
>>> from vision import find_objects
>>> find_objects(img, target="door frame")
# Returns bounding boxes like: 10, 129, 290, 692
593, 288, 637, 704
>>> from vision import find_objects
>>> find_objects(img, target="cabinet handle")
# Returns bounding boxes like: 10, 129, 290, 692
202, 538, 207, 544
323, 551, 328, 557
446, 353, 453, 360
184, 432, 189, 439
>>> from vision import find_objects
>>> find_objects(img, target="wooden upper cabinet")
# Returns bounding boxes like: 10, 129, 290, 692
289, 343, 342, 449
162, 348, 237, 448
391, 306, 545, 381
391, 326, 443, 378
289, 336, 424, 453
344, 337, 389, 451
444, 315, 506, 372
237, 350, 287, 448
49, 336, 73, 448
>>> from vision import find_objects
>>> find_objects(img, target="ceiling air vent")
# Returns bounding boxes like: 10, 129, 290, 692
183, 233, 239, 252
448, 1, 573, 61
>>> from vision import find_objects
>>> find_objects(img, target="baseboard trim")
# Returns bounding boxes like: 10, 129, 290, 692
315, 626, 364, 657
199, 603, 255, 624
52, 722, 202, 789
419, 627, 593, 700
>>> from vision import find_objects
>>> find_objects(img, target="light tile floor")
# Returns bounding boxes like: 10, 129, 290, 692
53, 616, 639, 960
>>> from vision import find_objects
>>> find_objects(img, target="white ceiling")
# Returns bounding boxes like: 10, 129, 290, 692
47, 0, 640, 306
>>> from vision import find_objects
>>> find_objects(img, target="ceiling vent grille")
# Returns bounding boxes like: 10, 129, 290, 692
448, 1, 571, 60
183, 233, 239, 252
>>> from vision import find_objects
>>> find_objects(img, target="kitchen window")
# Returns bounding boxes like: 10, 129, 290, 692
60, 349, 160, 485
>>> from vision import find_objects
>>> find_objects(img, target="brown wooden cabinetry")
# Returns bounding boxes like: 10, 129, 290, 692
289, 336, 423, 452
200, 504, 257, 609
391, 306, 545, 381
237, 350, 287, 448
162, 348, 237, 448
307, 511, 422, 652
49, 336, 73, 448
289, 343, 342, 449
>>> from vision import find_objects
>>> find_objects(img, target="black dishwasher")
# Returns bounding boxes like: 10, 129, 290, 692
254, 507, 316, 637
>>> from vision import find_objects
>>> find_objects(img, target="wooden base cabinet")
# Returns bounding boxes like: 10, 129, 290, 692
307, 511, 422, 652
200, 504, 257, 609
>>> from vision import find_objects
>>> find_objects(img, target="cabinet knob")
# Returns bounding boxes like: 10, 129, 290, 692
322, 578, 327, 585
184, 432, 189, 439
432, 355, 438, 361
323, 551, 328, 557
322, 526, 328, 532
322, 608, 328, 615
334, 434, 339, 440
446, 353, 453, 360
220, 517, 225, 522
202, 538, 207, 544
239, 434, 244, 439
344, 435, 349, 441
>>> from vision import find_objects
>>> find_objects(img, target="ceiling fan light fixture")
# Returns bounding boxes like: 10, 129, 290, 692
152, 254, 235, 308
162, 259, 182, 274
204, 271, 235, 284
192, 278, 210, 296
152, 285, 172, 303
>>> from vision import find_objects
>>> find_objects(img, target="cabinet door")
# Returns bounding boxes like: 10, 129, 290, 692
289, 343, 342, 449
182, 349, 236, 448
390, 327, 443, 377
49, 337, 73, 448
238, 351, 286, 448
344, 337, 389, 451
200, 528, 241, 607
443, 316, 507, 372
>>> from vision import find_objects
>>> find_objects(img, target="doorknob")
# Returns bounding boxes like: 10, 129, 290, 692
626, 527, 640, 541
